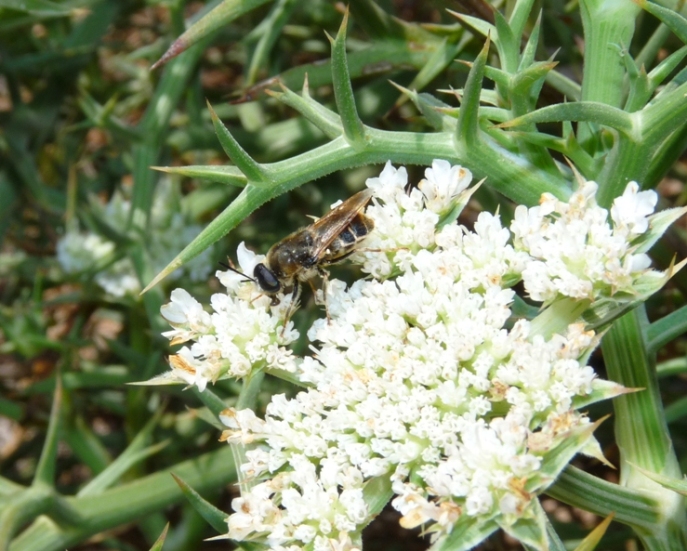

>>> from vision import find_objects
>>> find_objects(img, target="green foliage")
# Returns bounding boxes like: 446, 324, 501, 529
2, 0, 687, 549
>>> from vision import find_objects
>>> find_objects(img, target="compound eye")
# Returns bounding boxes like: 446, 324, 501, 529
254, 263, 281, 293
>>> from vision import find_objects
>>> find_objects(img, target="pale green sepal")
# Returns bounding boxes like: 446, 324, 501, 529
171, 473, 228, 533
362, 474, 393, 522
572, 513, 614, 551
530, 417, 608, 491
529, 298, 590, 340
628, 463, 687, 497
587, 259, 687, 329
497, 499, 548, 551
577, 261, 684, 332
437, 178, 485, 229
572, 378, 633, 410
579, 435, 614, 468
545, 516, 567, 551
633, 205, 687, 254
430, 515, 500, 551
148, 523, 169, 551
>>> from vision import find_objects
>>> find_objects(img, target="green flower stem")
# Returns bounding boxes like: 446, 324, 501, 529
8, 446, 236, 551
601, 308, 687, 550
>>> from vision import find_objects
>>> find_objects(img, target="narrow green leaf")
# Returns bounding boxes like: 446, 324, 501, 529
508, 130, 597, 178
207, 101, 270, 186
636, 0, 687, 44
499, 102, 634, 136
267, 81, 343, 139
329, 10, 366, 145
171, 474, 227, 533
390, 83, 455, 131
78, 412, 167, 496
0, 0, 73, 16
152, 165, 247, 187
349, 0, 435, 41
519, 11, 542, 70
456, 36, 491, 146
545, 69, 581, 101
657, 357, 687, 378
396, 35, 469, 109
33, 375, 62, 487
148, 523, 169, 551
648, 44, 687, 90
643, 80, 687, 144
239, 40, 437, 102
245, 0, 297, 85
665, 394, 687, 423
151, 0, 272, 69
447, 11, 496, 40
493, 10, 518, 73
647, 303, 687, 354
508, 0, 538, 44
10, 446, 237, 551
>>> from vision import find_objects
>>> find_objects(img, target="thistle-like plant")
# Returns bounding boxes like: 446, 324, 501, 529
138, 0, 687, 549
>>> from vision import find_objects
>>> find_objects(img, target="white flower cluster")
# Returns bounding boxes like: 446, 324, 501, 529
156, 246, 299, 391
511, 181, 657, 303
157, 161, 663, 550
57, 180, 215, 297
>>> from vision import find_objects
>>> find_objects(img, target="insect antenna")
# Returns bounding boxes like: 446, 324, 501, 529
218, 261, 256, 283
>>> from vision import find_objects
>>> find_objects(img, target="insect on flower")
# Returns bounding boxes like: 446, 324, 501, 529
227, 189, 375, 323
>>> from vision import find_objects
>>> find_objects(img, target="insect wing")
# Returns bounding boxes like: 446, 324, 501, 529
309, 189, 374, 259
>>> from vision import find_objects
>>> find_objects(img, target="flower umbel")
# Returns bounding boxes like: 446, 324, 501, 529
156, 161, 670, 550
57, 179, 215, 297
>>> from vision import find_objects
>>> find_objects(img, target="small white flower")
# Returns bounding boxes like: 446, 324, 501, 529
611, 181, 658, 237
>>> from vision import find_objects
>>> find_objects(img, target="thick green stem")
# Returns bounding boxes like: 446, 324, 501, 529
601, 308, 687, 550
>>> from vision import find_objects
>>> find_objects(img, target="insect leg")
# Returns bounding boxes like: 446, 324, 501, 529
280, 280, 301, 337
317, 267, 332, 324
